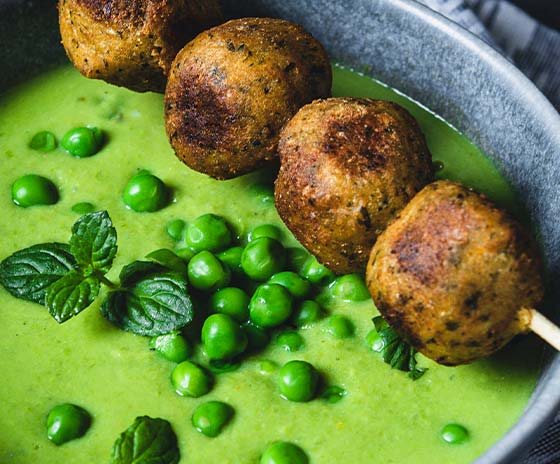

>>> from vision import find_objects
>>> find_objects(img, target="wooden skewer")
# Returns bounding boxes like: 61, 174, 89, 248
526, 309, 560, 352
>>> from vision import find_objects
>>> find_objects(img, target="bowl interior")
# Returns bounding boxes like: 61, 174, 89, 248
3, 1, 560, 463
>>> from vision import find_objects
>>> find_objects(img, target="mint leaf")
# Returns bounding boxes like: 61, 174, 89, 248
0, 243, 76, 304
145, 249, 187, 274
372, 316, 427, 380
110, 416, 179, 464
101, 261, 193, 336
46, 271, 100, 323
70, 211, 117, 274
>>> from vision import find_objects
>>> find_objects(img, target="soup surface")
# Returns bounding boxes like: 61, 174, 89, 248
0, 65, 542, 463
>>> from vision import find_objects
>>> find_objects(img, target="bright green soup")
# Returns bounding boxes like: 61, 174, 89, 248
0, 65, 541, 463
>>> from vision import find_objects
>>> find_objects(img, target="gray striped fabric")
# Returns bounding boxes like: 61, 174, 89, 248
417, 1, 560, 462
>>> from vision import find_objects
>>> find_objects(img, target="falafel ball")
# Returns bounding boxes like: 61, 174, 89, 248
366, 180, 544, 366
164, 17, 332, 179
275, 97, 433, 274
59, 0, 223, 92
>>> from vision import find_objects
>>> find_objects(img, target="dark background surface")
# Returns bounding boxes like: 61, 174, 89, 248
512, 0, 560, 30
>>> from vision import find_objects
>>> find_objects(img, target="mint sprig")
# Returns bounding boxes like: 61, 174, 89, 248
371, 316, 427, 380
101, 261, 193, 336
110, 416, 180, 464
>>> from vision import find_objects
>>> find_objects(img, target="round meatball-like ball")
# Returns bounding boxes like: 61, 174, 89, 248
164, 18, 332, 179
58, 0, 222, 92
275, 97, 433, 274
366, 180, 544, 366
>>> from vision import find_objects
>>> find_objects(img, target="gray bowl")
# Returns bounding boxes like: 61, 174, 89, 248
3, 0, 560, 462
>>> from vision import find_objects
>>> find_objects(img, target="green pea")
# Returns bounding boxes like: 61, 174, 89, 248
192, 401, 234, 438
269, 271, 311, 299
188, 251, 231, 292
433, 160, 445, 172
242, 322, 270, 351
210, 287, 250, 322
216, 246, 244, 271
171, 361, 212, 397
291, 300, 323, 328
184, 214, 231, 253
71, 202, 95, 214
46, 403, 91, 446
300, 255, 335, 285
201, 313, 247, 361
287, 248, 310, 274
257, 359, 278, 376
241, 237, 286, 281
60, 126, 103, 157
247, 224, 282, 242
149, 332, 191, 363
166, 219, 186, 241
365, 329, 384, 352
320, 386, 347, 404
122, 172, 168, 212
441, 423, 469, 444
329, 274, 370, 301
11, 174, 59, 208
175, 247, 196, 261
249, 283, 293, 328
207, 359, 241, 374
261, 441, 309, 464
326, 315, 355, 339
278, 360, 318, 403
275, 330, 304, 352
249, 183, 274, 205
29, 131, 57, 153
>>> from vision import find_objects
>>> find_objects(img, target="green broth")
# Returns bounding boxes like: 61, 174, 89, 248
0, 66, 541, 463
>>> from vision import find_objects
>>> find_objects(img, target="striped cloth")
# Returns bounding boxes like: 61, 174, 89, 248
417, 1, 560, 463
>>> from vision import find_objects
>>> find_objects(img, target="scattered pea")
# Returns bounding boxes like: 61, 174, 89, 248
249, 183, 274, 205
243, 322, 270, 351
217, 246, 244, 274
321, 386, 347, 404
300, 255, 335, 285
249, 283, 293, 328
60, 126, 103, 157
171, 361, 212, 397
184, 214, 231, 253
202, 313, 248, 361
329, 274, 370, 301
29, 131, 57, 152
46, 403, 91, 446
441, 423, 470, 444
291, 300, 323, 328
248, 224, 282, 242
275, 330, 304, 352
175, 247, 196, 261
149, 332, 191, 363
241, 237, 286, 281
122, 172, 168, 212
433, 160, 445, 172
188, 251, 231, 292
192, 401, 234, 438
365, 329, 384, 352
166, 218, 186, 241
277, 360, 318, 403
326, 315, 355, 339
210, 287, 250, 322
257, 359, 278, 376
207, 359, 241, 374
260, 441, 309, 464
269, 271, 311, 299
71, 201, 95, 214
11, 174, 59, 207
287, 248, 310, 275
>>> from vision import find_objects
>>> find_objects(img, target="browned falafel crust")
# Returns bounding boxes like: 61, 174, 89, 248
366, 180, 544, 365
164, 17, 332, 179
275, 97, 433, 274
59, 0, 222, 92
